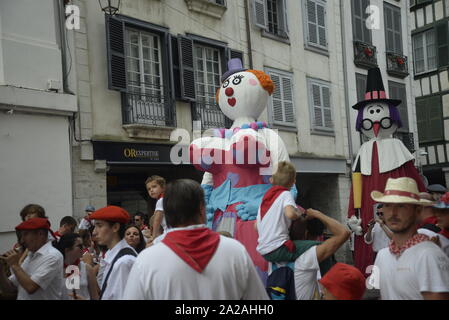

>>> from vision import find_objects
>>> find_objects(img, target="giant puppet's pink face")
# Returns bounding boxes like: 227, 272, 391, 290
218, 71, 269, 121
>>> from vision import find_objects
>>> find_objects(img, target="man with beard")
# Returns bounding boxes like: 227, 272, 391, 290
371, 177, 449, 300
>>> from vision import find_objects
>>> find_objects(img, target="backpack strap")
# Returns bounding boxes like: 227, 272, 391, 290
99, 247, 137, 300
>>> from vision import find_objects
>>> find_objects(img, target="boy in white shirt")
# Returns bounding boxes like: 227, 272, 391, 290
145, 175, 166, 240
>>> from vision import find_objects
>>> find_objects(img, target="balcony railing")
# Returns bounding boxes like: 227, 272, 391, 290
122, 87, 175, 127
386, 52, 409, 78
353, 41, 378, 69
396, 132, 415, 154
192, 100, 232, 131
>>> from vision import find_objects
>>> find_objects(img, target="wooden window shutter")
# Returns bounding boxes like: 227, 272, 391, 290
270, 73, 284, 123
106, 15, 127, 92
416, 99, 428, 143
282, 75, 295, 124
171, 36, 182, 99
307, 0, 318, 45
253, 0, 268, 29
322, 85, 332, 129
312, 83, 323, 127
436, 21, 449, 68
316, 1, 327, 47
428, 95, 443, 142
178, 35, 196, 101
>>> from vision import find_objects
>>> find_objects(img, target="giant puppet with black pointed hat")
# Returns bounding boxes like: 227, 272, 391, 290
347, 67, 426, 275
189, 58, 295, 283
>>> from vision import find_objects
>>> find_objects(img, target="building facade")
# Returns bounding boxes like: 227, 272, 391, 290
67, 0, 354, 261
409, 0, 449, 187
0, 0, 77, 252
342, 0, 419, 175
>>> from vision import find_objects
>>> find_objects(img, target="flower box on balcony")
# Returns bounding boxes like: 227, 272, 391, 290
353, 41, 378, 69
386, 52, 409, 78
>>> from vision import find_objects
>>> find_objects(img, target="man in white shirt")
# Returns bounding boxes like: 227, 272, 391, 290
89, 206, 137, 300
371, 177, 449, 300
124, 179, 268, 300
289, 209, 350, 300
78, 205, 95, 230
0, 218, 63, 300
364, 204, 392, 259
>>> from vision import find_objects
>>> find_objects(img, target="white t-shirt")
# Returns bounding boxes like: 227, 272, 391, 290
418, 228, 449, 257
374, 241, 449, 300
155, 198, 167, 231
364, 223, 391, 252
9, 241, 64, 300
294, 246, 322, 300
256, 191, 297, 255
123, 226, 268, 300
78, 218, 92, 230
62, 261, 90, 300
100, 239, 137, 300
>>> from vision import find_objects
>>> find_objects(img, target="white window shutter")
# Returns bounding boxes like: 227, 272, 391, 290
271, 74, 284, 122
307, 0, 318, 45
316, 2, 327, 47
253, 0, 268, 30
282, 76, 295, 123
321, 86, 332, 129
312, 83, 323, 127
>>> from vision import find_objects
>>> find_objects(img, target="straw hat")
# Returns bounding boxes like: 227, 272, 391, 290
371, 177, 433, 206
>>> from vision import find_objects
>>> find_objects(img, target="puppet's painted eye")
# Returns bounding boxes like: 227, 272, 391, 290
223, 80, 230, 88
376, 109, 381, 113
370, 110, 375, 114
232, 75, 244, 85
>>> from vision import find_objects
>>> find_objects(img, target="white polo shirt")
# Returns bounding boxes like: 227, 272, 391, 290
256, 191, 296, 255
293, 246, 322, 300
123, 226, 268, 300
100, 239, 137, 300
364, 223, 391, 252
374, 241, 449, 300
9, 241, 64, 300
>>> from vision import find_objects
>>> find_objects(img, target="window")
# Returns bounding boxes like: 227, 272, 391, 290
388, 81, 409, 132
124, 28, 166, 125
384, 3, 402, 54
105, 15, 175, 127
304, 0, 327, 51
211, 0, 226, 6
308, 78, 333, 132
266, 68, 296, 127
413, 29, 437, 75
416, 95, 444, 143
351, 0, 371, 44
252, 0, 288, 39
193, 44, 226, 129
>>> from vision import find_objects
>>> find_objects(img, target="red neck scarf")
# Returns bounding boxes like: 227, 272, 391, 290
389, 233, 430, 258
440, 229, 449, 239
260, 186, 289, 220
162, 227, 220, 273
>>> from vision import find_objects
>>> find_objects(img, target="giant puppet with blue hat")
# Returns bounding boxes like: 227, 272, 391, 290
189, 58, 296, 281
347, 67, 426, 274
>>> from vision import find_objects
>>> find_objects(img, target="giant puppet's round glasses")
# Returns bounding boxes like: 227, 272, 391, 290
362, 117, 393, 131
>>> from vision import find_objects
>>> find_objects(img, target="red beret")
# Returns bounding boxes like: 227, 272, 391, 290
89, 206, 130, 224
319, 263, 366, 300
16, 217, 51, 231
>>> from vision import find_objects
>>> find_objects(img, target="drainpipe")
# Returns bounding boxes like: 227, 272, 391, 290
340, 0, 354, 168
244, 0, 254, 69
56, 0, 75, 95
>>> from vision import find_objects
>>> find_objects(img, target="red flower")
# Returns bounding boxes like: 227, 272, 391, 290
397, 57, 404, 65
364, 48, 373, 57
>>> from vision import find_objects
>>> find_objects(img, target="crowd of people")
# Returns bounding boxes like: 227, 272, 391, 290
1, 167, 448, 300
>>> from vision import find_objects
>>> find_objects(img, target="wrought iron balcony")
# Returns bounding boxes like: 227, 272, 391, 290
192, 100, 232, 131
353, 41, 378, 69
395, 132, 415, 154
122, 86, 175, 128
386, 52, 409, 78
